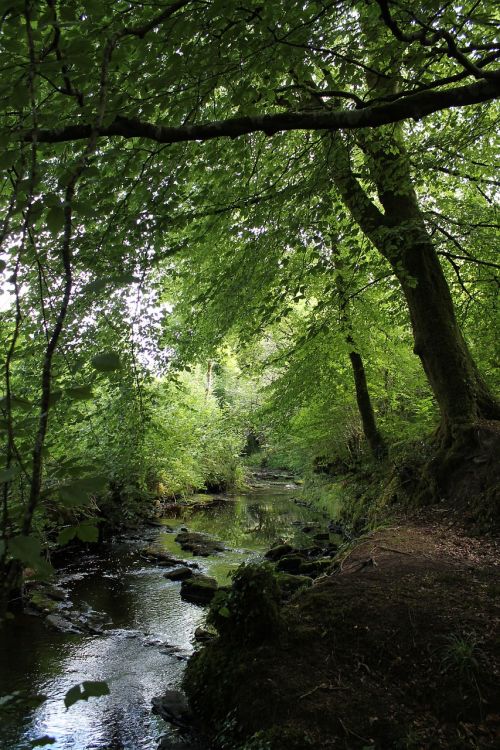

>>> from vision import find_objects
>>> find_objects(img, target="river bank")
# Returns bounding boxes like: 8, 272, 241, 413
183, 508, 500, 749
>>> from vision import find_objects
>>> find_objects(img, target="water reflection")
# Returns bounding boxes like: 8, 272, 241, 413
0, 487, 326, 749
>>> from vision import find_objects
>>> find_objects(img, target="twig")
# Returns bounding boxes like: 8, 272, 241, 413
299, 682, 343, 700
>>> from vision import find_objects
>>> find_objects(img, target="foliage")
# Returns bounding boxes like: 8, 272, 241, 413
0, 0, 499, 605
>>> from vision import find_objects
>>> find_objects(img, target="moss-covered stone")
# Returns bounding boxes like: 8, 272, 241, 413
28, 589, 60, 614
180, 575, 218, 604
264, 543, 294, 561
299, 558, 333, 578
208, 564, 283, 643
175, 531, 225, 556
275, 554, 305, 573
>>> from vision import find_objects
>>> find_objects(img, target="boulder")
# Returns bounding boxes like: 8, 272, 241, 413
301, 523, 320, 533
299, 558, 333, 578
45, 613, 82, 634
163, 566, 195, 581
194, 625, 216, 643
276, 554, 306, 573
175, 531, 225, 557
264, 543, 295, 561
142, 546, 199, 568
158, 642, 190, 660
142, 546, 183, 564
180, 575, 218, 604
152, 689, 193, 728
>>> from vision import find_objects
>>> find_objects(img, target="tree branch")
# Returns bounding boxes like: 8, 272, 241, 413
30, 77, 500, 146
374, 0, 498, 81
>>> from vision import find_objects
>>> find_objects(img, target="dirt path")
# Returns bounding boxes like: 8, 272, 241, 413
187, 516, 500, 749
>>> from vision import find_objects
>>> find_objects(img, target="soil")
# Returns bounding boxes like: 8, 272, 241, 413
187, 510, 500, 749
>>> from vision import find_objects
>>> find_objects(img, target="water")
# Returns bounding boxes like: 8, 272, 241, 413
0, 482, 331, 750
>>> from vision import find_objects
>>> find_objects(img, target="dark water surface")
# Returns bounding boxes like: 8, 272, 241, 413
0, 482, 328, 750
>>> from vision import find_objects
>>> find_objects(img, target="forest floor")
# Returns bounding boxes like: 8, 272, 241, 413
196, 509, 500, 749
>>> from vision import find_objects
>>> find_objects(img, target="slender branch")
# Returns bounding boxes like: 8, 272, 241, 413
374, 0, 498, 81
121, 0, 193, 37
438, 250, 500, 272
416, 162, 500, 187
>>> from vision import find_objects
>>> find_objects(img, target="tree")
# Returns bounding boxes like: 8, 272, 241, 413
0, 0, 499, 563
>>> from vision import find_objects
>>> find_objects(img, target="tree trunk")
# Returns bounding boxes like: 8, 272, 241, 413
325, 132, 500, 444
348, 347, 387, 459
331, 243, 387, 459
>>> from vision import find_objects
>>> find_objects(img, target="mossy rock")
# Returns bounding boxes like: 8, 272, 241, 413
299, 558, 333, 578
143, 546, 187, 566
175, 531, 225, 556
276, 554, 306, 573
183, 565, 287, 743
27, 589, 60, 614
208, 564, 283, 643
163, 566, 194, 581
264, 543, 295, 561
180, 575, 218, 604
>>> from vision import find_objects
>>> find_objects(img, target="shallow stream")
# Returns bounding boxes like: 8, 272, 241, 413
0, 479, 332, 750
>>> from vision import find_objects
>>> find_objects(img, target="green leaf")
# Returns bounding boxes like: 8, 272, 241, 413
218, 606, 231, 618
57, 475, 107, 507
48, 390, 63, 406
81, 680, 110, 698
56, 526, 77, 546
0, 466, 20, 483
64, 681, 110, 709
0, 693, 17, 707
66, 385, 94, 401
91, 352, 122, 372
0, 395, 32, 411
83, 279, 108, 294
46, 206, 65, 234
76, 524, 99, 543
9, 535, 42, 566
0, 150, 16, 169
63, 685, 82, 710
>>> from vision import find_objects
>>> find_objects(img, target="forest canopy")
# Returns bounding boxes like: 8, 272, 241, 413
0, 0, 499, 608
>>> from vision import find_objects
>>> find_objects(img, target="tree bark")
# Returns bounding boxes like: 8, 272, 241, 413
348, 347, 387, 459
325, 132, 500, 444
331, 243, 387, 459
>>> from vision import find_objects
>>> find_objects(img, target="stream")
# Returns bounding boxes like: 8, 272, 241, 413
0, 477, 333, 750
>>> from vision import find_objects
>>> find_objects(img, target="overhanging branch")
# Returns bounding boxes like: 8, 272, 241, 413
30, 77, 500, 145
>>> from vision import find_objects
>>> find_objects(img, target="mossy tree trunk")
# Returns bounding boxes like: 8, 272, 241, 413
325, 129, 500, 516
326, 131, 500, 449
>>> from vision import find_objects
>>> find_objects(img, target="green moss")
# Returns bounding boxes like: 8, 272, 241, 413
183, 564, 286, 741
275, 572, 313, 598
208, 563, 283, 642
299, 558, 333, 577
28, 589, 59, 613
